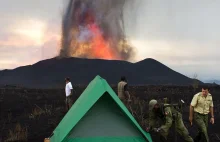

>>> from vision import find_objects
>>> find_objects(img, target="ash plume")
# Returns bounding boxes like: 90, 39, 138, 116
59, 0, 135, 61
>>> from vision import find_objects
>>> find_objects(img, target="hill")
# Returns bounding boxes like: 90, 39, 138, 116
205, 79, 220, 85
0, 57, 204, 88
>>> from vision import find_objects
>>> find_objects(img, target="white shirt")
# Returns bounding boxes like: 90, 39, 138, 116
65, 82, 73, 97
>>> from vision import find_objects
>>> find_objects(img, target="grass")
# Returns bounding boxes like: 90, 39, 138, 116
29, 106, 44, 119
29, 104, 53, 119
5, 123, 28, 142
126, 95, 148, 128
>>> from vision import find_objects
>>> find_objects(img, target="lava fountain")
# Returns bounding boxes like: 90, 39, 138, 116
59, 0, 135, 60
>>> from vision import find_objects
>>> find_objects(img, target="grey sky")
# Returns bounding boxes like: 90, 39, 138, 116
0, 0, 219, 82
125, 0, 220, 81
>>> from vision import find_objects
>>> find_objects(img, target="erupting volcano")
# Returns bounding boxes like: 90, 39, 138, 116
59, 0, 135, 60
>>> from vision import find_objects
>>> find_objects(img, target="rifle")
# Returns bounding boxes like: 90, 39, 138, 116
161, 99, 185, 114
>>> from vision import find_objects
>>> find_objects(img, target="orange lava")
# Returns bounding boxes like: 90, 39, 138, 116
68, 10, 121, 60
89, 24, 116, 60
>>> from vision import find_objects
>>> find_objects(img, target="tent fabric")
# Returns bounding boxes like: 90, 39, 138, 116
65, 137, 147, 142
49, 75, 152, 142
68, 94, 144, 138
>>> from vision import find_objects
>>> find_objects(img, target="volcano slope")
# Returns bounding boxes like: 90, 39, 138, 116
0, 85, 220, 142
0, 57, 204, 88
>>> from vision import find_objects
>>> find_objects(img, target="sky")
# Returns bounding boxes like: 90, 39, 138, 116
0, 0, 219, 82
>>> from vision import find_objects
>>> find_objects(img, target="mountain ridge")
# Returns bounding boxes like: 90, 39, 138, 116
0, 57, 204, 88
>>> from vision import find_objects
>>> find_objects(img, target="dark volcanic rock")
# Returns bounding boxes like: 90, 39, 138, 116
0, 57, 204, 88
0, 86, 220, 142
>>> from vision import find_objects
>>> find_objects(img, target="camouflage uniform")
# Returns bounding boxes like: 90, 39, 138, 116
149, 100, 193, 142
191, 92, 214, 142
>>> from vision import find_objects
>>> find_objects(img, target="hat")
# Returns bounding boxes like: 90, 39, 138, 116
149, 99, 158, 110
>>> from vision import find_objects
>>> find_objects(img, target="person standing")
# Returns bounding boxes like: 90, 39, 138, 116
65, 77, 73, 110
189, 86, 214, 142
117, 76, 131, 105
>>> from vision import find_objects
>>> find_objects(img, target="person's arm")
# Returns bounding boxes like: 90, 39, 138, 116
189, 94, 198, 125
125, 91, 130, 99
210, 107, 214, 117
124, 84, 130, 99
69, 83, 73, 96
189, 105, 194, 125
159, 107, 172, 132
148, 111, 156, 131
210, 98, 214, 124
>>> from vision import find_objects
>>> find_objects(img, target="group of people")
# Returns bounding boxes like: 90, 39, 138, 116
64, 76, 215, 142
117, 76, 215, 142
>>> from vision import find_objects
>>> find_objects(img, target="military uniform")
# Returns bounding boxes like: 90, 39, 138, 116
149, 100, 193, 142
117, 81, 128, 104
191, 92, 214, 142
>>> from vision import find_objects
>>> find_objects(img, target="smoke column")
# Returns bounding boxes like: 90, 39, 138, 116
59, 0, 135, 61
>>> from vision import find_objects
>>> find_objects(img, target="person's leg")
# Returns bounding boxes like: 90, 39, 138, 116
159, 127, 169, 141
65, 97, 69, 110
193, 132, 201, 142
194, 113, 209, 142
202, 114, 209, 142
159, 135, 168, 142
175, 114, 194, 142
69, 97, 73, 108
66, 97, 72, 111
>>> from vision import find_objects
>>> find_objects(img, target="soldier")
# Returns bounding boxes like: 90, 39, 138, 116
189, 86, 214, 142
117, 76, 131, 105
147, 99, 194, 142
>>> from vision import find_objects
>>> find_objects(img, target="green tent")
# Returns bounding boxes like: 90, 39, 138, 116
49, 75, 152, 142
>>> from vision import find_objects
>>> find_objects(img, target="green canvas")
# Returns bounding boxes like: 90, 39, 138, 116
65, 137, 147, 142
49, 75, 152, 142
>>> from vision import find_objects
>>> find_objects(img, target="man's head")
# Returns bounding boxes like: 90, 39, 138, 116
149, 99, 159, 111
65, 77, 70, 83
201, 86, 210, 96
121, 76, 127, 82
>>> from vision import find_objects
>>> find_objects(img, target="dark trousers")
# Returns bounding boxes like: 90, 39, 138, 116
66, 95, 73, 110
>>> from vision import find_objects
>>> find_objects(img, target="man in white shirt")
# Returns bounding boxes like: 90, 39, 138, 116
65, 77, 73, 110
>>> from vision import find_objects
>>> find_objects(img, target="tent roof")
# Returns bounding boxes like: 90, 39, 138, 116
50, 75, 152, 142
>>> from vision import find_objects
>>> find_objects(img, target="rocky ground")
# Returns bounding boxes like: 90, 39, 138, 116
0, 85, 220, 142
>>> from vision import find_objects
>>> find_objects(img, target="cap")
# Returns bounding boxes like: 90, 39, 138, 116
149, 99, 158, 110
